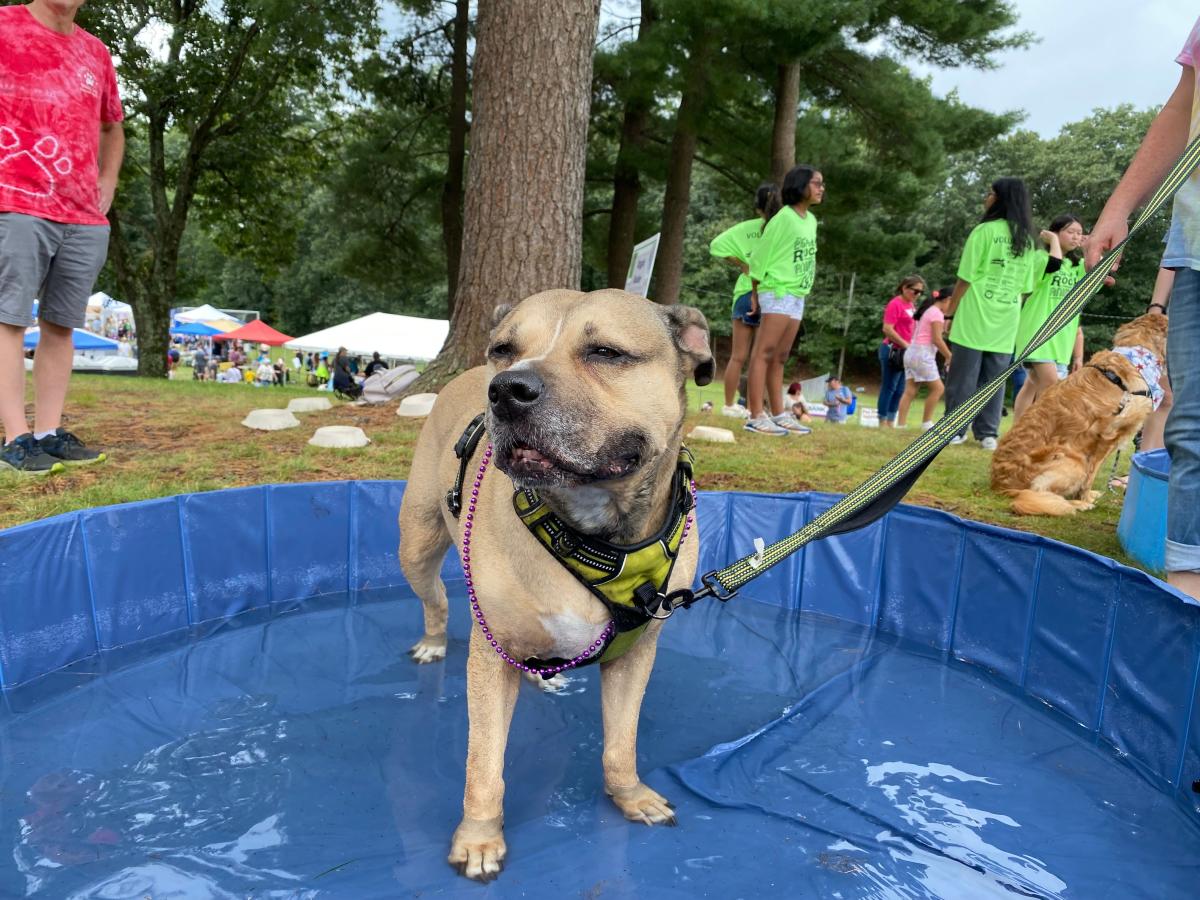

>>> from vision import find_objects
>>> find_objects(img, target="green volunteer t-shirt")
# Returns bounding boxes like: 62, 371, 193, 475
1015, 251, 1084, 365
709, 217, 763, 307
952, 219, 1038, 353
748, 205, 818, 298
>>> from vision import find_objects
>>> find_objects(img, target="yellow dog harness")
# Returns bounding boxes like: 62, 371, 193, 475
512, 452, 695, 667
446, 413, 695, 676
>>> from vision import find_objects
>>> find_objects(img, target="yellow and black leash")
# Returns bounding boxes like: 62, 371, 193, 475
668, 133, 1200, 611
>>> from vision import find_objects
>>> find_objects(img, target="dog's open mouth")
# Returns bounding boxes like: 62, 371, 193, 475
503, 443, 641, 484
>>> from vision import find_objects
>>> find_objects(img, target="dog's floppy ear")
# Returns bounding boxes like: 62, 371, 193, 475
663, 304, 715, 386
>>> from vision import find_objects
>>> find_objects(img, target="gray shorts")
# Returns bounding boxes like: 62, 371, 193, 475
0, 212, 110, 329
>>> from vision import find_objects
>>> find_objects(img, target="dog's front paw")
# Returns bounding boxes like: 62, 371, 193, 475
448, 816, 506, 881
607, 782, 677, 826
409, 633, 447, 664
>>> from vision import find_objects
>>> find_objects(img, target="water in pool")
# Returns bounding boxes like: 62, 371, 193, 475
0, 585, 1196, 897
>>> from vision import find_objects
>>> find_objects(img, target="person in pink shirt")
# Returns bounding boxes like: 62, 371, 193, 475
877, 275, 924, 428
896, 290, 954, 430
0, 0, 124, 474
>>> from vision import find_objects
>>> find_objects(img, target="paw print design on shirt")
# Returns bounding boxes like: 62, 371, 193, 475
0, 127, 73, 199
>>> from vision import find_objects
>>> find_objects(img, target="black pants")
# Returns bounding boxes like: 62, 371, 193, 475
944, 341, 1011, 440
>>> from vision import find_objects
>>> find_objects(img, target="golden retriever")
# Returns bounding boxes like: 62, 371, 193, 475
991, 313, 1167, 516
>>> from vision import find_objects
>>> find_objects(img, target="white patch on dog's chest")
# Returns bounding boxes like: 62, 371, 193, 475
539, 611, 610, 657
559, 485, 617, 532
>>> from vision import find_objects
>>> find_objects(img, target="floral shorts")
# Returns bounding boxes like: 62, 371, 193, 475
903, 343, 940, 383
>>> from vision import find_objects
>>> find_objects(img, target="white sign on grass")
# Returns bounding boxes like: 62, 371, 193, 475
624, 233, 660, 298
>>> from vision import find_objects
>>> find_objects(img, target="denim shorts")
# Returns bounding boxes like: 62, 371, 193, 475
759, 291, 806, 321
1026, 359, 1069, 380
731, 292, 761, 327
1164, 266, 1200, 572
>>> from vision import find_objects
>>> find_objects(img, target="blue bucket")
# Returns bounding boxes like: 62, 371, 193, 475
1117, 448, 1170, 571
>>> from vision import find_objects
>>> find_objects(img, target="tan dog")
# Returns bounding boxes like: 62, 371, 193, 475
991, 313, 1167, 516
398, 289, 714, 881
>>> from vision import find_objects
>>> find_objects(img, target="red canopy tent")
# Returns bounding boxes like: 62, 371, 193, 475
211, 319, 294, 345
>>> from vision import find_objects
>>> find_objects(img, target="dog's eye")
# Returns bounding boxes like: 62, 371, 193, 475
587, 346, 624, 361
488, 342, 515, 359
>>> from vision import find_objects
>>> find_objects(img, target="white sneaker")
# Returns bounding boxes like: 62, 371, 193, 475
921, 421, 934, 431
744, 416, 789, 436
980, 436, 998, 451
948, 435, 967, 445
722, 404, 750, 419
772, 413, 812, 435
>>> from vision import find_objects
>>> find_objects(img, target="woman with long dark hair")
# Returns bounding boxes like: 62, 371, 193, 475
1012, 214, 1087, 420
744, 164, 824, 436
943, 177, 1039, 450
877, 275, 925, 427
709, 182, 778, 419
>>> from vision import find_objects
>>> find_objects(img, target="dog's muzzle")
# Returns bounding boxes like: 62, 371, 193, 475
488, 369, 544, 420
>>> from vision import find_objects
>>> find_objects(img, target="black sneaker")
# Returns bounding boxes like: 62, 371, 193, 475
38, 428, 107, 466
0, 433, 65, 475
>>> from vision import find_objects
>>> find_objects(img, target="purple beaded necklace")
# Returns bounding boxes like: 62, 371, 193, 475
460, 443, 695, 677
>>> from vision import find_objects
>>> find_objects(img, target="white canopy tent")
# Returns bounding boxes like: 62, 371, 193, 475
174, 304, 239, 324
285, 312, 449, 362
87, 292, 132, 316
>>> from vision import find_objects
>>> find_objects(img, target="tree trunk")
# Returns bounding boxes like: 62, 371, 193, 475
605, 0, 657, 288
413, 0, 601, 391
653, 40, 712, 306
440, 0, 470, 314
110, 212, 181, 379
770, 61, 800, 184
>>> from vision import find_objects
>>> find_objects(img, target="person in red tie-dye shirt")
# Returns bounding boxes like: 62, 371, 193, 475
0, 0, 124, 474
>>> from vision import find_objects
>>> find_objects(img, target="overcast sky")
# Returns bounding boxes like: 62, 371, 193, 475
912, 0, 1195, 136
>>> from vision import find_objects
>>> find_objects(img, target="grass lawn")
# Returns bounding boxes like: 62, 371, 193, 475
0, 370, 1142, 570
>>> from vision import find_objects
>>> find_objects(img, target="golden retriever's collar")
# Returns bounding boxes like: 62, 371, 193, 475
1086, 364, 1152, 415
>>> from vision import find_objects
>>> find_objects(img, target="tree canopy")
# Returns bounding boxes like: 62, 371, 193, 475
81, 0, 1169, 379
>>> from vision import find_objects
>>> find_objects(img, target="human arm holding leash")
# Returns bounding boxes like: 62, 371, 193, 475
1086, 66, 1195, 279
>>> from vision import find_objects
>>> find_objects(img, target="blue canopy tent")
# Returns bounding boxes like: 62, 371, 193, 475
170, 321, 222, 337
23, 327, 119, 351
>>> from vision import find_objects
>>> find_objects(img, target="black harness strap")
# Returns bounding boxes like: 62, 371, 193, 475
1087, 365, 1152, 399
446, 413, 487, 517
1086, 365, 1152, 416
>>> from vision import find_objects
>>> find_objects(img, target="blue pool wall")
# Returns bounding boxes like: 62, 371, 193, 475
1, 481, 1198, 818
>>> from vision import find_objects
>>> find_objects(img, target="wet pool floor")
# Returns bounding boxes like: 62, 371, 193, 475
1, 585, 1197, 898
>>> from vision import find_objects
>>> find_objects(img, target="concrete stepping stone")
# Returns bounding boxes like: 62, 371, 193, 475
687, 425, 735, 443
309, 425, 371, 448
242, 409, 301, 431
287, 397, 333, 413
397, 393, 438, 417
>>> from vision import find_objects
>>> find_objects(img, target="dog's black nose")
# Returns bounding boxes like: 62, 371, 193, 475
488, 369, 544, 416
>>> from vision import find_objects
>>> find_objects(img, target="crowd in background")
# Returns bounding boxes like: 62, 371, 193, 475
710, 173, 1098, 449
